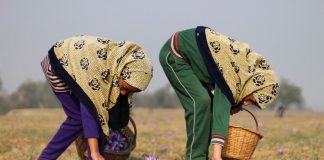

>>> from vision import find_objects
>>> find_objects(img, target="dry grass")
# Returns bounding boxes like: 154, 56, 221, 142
0, 108, 323, 160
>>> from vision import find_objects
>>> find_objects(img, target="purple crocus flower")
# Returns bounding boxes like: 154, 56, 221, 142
145, 155, 159, 160
159, 145, 169, 152
259, 122, 264, 128
151, 137, 157, 144
105, 128, 129, 151
167, 131, 174, 137
277, 147, 284, 155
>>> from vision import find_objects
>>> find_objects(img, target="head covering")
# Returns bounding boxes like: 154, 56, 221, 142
237, 51, 279, 109
121, 54, 153, 91
204, 28, 279, 109
253, 83, 279, 109
51, 36, 153, 137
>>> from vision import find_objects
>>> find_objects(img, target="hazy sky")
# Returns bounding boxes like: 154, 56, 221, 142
1, 0, 323, 110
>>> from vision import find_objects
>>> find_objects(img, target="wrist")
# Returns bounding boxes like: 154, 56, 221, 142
213, 143, 223, 157
91, 151, 103, 159
88, 138, 100, 154
91, 151, 100, 154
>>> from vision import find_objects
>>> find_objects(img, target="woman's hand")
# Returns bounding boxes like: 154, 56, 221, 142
212, 144, 223, 160
91, 152, 105, 160
230, 105, 242, 115
88, 138, 104, 160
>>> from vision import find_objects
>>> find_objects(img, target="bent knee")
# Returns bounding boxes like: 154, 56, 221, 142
195, 93, 212, 110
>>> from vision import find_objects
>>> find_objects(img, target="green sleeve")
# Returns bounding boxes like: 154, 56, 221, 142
211, 85, 231, 145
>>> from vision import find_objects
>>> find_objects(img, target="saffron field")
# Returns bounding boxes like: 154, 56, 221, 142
0, 108, 323, 160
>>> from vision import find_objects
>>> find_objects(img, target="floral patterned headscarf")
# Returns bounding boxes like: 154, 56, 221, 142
51, 36, 153, 137
204, 28, 279, 109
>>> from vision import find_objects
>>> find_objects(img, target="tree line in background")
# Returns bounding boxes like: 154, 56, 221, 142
0, 77, 304, 117
0, 77, 181, 115
0, 79, 60, 114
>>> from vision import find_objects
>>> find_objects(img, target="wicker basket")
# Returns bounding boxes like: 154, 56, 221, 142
221, 108, 263, 160
75, 117, 137, 160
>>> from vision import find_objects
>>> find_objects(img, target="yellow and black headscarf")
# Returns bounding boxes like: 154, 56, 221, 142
49, 35, 153, 137
199, 27, 279, 109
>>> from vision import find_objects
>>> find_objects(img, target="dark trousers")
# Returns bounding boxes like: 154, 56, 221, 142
38, 92, 99, 160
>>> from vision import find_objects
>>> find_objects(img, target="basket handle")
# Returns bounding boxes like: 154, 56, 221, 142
129, 117, 137, 139
242, 108, 260, 133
